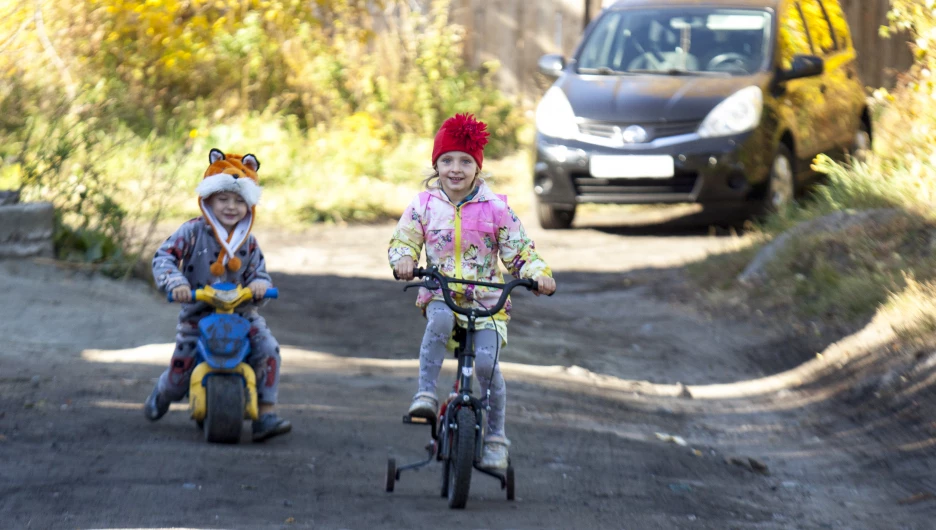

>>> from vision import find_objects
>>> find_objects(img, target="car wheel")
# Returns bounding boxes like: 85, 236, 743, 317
536, 199, 576, 230
851, 121, 872, 163
765, 144, 795, 212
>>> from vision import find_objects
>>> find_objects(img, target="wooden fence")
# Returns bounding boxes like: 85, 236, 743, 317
452, 0, 913, 98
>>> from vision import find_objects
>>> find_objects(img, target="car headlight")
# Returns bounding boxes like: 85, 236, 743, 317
698, 86, 763, 138
536, 87, 578, 139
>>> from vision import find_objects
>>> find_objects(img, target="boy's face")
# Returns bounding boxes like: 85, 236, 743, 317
206, 191, 249, 231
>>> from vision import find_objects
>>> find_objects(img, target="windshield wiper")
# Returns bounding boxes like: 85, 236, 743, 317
578, 66, 636, 76
628, 68, 730, 77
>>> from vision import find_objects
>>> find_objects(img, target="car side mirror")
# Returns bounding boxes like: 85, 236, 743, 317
781, 54, 824, 81
538, 54, 566, 78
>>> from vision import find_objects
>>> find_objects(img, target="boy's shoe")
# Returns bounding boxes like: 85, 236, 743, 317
143, 387, 170, 421
252, 413, 292, 442
407, 391, 439, 421
480, 436, 510, 471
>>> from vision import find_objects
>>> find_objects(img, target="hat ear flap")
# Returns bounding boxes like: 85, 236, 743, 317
209, 148, 226, 164
242, 154, 260, 172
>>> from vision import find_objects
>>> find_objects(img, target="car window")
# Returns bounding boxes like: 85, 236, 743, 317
779, 2, 814, 69
576, 8, 772, 75
579, 11, 624, 70
799, 0, 837, 54
819, 0, 851, 50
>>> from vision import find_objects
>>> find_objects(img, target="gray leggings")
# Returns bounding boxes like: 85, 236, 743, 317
419, 301, 507, 438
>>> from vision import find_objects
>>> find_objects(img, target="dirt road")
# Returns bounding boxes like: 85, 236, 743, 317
0, 212, 929, 529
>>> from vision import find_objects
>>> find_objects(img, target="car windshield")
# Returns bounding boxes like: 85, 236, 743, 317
577, 8, 772, 76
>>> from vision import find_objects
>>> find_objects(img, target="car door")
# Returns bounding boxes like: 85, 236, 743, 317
797, 0, 843, 154
776, 0, 827, 165
817, 0, 866, 151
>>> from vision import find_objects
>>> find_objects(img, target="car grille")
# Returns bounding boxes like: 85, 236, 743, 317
577, 120, 700, 143
572, 170, 699, 201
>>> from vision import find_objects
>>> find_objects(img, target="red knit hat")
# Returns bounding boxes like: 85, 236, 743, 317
431, 114, 490, 169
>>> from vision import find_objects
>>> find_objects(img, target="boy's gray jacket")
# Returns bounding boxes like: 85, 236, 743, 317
152, 217, 273, 317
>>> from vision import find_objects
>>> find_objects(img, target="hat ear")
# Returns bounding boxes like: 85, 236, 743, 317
242, 154, 260, 172
209, 148, 226, 164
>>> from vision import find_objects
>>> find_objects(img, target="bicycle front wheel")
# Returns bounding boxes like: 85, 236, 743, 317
447, 406, 476, 509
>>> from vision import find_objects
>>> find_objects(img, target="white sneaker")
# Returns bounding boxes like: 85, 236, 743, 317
407, 392, 438, 420
480, 436, 510, 470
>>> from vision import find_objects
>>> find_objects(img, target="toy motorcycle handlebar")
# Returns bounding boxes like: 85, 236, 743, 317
395, 266, 547, 318
167, 285, 279, 303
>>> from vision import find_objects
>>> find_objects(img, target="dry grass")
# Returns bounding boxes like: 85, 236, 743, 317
885, 276, 936, 341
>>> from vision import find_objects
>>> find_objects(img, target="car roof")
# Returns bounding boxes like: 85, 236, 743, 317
604, 0, 781, 10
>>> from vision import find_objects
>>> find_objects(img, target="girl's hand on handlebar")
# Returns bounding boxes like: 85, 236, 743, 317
533, 275, 556, 296
171, 284, 193, 303
248, 280, 271, 300
394, 256, 415, 281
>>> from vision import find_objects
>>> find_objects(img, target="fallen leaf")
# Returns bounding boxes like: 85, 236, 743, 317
898, 492, 936, 505
748, 457, 770, 475
285, 517, 296, 524
655, 432, 688, 446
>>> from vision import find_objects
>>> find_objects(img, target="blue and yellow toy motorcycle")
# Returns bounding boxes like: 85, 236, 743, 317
169, 282, 278, 443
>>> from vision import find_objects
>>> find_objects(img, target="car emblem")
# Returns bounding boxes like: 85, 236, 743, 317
617, 125, 648, 144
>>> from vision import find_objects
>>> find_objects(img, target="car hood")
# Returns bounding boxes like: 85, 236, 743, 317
559, 72, 771, 123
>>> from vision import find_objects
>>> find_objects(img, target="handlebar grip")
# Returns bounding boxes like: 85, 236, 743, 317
393, 266, 428, 280
529, 280, 556, 296
264, 288, 279, 299
167, 288, 197, 303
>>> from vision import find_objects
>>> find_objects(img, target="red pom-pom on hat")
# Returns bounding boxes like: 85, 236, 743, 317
432, 113, 490, 168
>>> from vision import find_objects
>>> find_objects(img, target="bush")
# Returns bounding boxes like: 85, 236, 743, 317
0, 0, 528, 271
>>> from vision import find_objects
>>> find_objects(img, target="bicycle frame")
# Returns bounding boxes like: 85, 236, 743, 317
391, 267, 539, 488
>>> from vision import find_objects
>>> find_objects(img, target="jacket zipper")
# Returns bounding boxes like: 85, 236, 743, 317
454, 204, 463, 280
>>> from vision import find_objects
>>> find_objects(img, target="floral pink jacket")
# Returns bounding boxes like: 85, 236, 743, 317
388, 181, 552, 328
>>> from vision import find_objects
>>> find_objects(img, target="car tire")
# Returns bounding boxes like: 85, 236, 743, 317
851, 120, 872, 163
763, 144, 795, 213
536, 199, 576, 230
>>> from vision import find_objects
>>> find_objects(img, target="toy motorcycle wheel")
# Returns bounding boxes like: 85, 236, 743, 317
506, 465, 515, 501
203, 376, 245, 444
385, 458, 396, 492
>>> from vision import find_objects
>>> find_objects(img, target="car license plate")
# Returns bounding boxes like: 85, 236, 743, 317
589, 155, 675, 179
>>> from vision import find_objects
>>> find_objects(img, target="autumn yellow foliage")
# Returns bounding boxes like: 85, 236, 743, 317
0, 0, 525, 270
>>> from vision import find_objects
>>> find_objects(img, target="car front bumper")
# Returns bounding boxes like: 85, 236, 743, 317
533, 130, 771, 207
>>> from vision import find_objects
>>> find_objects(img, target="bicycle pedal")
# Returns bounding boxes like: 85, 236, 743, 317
402, 415, 433, 425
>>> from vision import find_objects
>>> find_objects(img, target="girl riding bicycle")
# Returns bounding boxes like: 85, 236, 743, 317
389, 113, 557, 470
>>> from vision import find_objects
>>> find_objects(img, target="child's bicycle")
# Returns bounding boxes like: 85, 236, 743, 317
169, 282, 278, 444
386, 266, 545, 509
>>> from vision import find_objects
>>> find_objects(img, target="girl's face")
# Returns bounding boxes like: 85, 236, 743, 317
206, 191, 249, 231
436, 151, 479, 201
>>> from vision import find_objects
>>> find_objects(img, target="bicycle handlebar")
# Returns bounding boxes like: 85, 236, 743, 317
167, 286, 279, 303
397, 266, 538, 318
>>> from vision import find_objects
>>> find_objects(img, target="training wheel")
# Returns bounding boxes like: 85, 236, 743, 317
385, 458, 396, 492
506, 465, 515, 501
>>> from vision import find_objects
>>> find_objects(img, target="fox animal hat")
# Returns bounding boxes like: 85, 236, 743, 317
431, 113, 490, 169
196, 148, 262, 277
